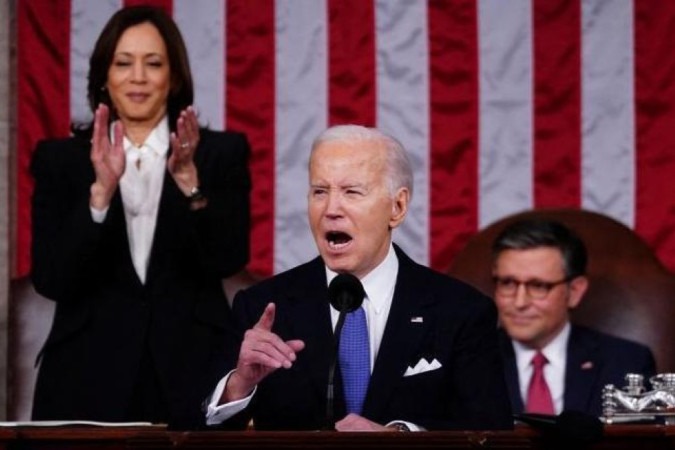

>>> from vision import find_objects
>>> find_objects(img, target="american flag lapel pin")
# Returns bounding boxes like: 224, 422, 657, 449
581, 361, 593, 370
410, 316, 423, 323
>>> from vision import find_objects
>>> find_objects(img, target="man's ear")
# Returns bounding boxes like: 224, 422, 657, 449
567, 275, 589, 309
389, 187, 410, 230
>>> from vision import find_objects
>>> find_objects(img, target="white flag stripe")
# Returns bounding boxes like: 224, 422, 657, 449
70, 0, 120, 125
375, 0, 430, 266
175, 0, 226, 131
274, 0, 328, 273
581, 0, 635, 227
478, 0, 534, 228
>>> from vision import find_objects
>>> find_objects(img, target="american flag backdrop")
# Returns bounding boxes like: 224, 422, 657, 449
15, 0, 675, 279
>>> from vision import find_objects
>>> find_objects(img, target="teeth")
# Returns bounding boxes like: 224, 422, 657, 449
328, 240, 349, 250
326, 231, 351, 248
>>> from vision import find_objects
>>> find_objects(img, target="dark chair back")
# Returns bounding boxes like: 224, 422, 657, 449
448, 208, 675, 373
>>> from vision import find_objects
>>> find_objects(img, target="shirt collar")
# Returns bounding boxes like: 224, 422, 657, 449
325, 243, 399, 313
513, 321, 571, 371
118, 116, 170, 156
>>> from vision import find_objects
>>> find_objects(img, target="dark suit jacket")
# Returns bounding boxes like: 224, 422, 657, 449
227, 245, 513, 431
499, 325, 656, 417
30, 129, 250, 427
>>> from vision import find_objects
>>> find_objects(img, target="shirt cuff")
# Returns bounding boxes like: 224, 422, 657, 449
205, 370, 256, 426
90, 206, 109, 223
385, 420, 423, 432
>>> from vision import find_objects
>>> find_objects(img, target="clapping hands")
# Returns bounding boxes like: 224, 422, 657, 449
90, 104, 125, 209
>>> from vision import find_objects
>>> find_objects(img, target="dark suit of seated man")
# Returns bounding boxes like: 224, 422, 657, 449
491, 219, 656, 417
204, 124, 513, 431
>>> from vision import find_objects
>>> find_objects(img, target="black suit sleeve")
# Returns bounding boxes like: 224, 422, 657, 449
30, 138, 105, 302
427, 294, 514, 430
188, 130, 252, 279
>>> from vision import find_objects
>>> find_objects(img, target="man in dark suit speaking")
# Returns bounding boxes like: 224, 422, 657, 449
204, 125, 513, 431
491, 219, 656, 417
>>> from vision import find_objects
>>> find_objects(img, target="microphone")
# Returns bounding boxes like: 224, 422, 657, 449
324, 273, 365, 429
513, 411, 604, 443
328, 272, 366, 313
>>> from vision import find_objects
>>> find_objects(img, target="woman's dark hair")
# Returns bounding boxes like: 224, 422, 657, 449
491, 218, 588, 279
74, 5, 193, 135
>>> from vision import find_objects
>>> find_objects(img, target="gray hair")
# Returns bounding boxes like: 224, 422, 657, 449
310, 124, 414, 198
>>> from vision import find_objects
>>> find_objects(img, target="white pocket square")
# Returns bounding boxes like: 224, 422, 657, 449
403, 358, 442, 377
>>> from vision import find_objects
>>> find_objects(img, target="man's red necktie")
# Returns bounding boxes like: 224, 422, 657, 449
526, 351, 555, 414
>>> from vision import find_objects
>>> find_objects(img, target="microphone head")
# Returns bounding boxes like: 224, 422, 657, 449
328, 273, 365, 313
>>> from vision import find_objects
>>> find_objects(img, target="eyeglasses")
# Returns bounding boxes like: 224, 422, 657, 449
492, 276, 571, 299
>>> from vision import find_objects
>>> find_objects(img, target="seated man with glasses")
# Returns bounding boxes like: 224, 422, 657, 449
491, 218, 656, 417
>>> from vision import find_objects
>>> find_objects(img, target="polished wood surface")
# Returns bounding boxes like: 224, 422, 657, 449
0, 424, 674, 450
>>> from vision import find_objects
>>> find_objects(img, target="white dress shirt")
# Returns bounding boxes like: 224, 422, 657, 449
206, 244, 418, 429
512, 322, 571, 415
326, 244, 398, 371
90, 117, 169, 284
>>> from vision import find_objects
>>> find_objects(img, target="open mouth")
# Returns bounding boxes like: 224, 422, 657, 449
326, 231, 352, 250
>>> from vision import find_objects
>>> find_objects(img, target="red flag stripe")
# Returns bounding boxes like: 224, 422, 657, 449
328, 0, 376, 126
16, 0, 72, 277
226, 0, 276, 276
634, 1, 675, 269
429, 0, 480, 270
533, 0, 582, 208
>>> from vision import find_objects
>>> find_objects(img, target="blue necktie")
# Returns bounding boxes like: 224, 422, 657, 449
338, 305, 370, 414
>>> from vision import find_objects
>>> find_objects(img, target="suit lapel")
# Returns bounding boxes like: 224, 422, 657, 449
564, 326, 601, 412
363, 249, 434, 419
283, 259, 336, 403
498, 330, 524, 413
144, 166, 178, 285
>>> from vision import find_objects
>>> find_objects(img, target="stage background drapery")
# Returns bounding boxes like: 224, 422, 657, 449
14, 0, 675, 279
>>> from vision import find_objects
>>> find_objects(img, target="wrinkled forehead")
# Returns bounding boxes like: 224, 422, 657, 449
310, 140, 386, 173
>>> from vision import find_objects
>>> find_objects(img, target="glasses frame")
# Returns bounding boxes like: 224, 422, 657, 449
492, 275, 572, 300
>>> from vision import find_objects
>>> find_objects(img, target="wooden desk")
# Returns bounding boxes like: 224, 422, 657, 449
0, 424, 674, 449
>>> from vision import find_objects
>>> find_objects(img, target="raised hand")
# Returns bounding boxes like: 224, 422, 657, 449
168, 106, 201, 194
90, 104, 125, 209
223, 303, 305, 402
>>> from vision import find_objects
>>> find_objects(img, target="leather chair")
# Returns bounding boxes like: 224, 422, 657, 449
448, 208, 675, 374
222, 269, 265, 307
